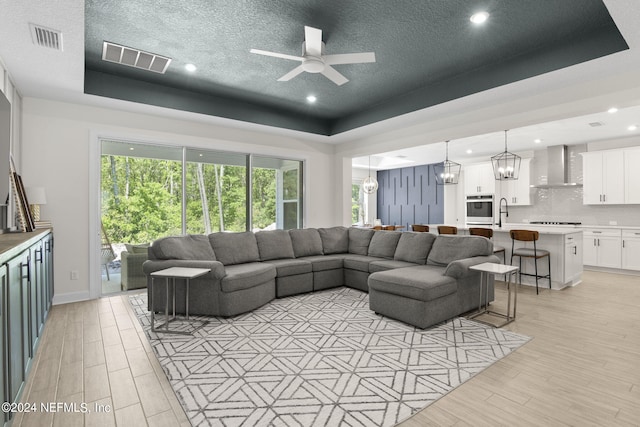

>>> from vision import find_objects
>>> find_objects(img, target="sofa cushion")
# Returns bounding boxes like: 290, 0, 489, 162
369, 259, 420, 273
427, 235, 493, 266
318, 226, 349, 254
220, 262, 276, 292
394, 232, 436, 265
348, 227, 375, 255
151, 235, 216, 261
125, 243, 150, 254
255, 230, 295, 261
263, 259, 313, 277
298, 255, 344, 272
289, 228, 324, 257
342, 254, 385, 272
209, 231, 260, 265
368, 231, 402, 259
368, 266, 457, 302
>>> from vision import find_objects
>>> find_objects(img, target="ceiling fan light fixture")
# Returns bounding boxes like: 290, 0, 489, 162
302, 58, 325, 73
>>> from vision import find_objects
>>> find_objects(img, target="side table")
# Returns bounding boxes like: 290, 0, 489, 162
150, 267, 211, 334
468, 262, 519, 327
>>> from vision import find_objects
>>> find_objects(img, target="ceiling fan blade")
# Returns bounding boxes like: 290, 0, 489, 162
250, 49, 304, 62
324, 52, 376, 65
277, 65, 305, 82
304, 26, 323, 57
321, 66, 348, 86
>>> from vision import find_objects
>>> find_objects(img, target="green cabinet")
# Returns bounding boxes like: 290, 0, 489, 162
0, 230, 53, 425
1, 264, 7, 426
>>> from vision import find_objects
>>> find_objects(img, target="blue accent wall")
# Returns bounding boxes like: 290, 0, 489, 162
376, 164, 444, 228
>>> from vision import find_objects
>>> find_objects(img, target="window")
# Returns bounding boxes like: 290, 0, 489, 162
99, 139, 304, 294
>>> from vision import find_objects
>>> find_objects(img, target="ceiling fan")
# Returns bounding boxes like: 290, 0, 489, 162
250, 26, 376, 86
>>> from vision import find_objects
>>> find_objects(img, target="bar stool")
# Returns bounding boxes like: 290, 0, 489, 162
510, 229, 551, 294
411, 224, 429, 232
469, 227, 506, 263
437, 225, 457, 235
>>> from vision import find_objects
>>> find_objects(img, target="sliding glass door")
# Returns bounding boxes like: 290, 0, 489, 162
252, 156, 303, 230
185, 149, 248, 234
100, 140, 304, 294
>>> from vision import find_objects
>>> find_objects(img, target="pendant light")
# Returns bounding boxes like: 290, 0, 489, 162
434, 140, 461, 185
491, 130, 521, 180
362, 156, 378, 194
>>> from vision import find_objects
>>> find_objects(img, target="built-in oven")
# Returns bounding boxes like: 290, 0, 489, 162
466, 194, 494, 225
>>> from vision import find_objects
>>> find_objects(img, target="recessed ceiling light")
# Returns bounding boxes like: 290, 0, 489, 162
466, 149, 473, 154
534, 139, 542, 143
306, 95, 317, 103
628, 125, 638, 131
185, 63, 197, 72
470, 11, 489, 24
608, 107, 618, 113
129, 147, 134, 151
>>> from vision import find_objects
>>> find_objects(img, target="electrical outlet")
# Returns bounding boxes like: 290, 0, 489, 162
70, 270, 79, 280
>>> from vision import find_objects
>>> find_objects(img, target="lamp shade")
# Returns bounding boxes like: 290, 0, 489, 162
362, 156, 379, 194
25, 187, 47, 205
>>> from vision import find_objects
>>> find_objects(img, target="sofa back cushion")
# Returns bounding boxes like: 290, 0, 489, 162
125, 243, 150, 254
394, 232, 436, 265
255, 230, 295, 261
151, 235, 216, 261
318, 226, 349, 254
348, 227, 375, 255
289, 228, 324, 257
368, 231, 402, 259
427, 235, 492, 266
209, 231, 260, 265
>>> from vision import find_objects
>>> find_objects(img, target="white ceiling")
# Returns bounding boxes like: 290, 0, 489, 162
2, 0, 640, 163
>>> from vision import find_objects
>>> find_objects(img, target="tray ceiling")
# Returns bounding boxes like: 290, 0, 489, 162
84, 0, 628, 136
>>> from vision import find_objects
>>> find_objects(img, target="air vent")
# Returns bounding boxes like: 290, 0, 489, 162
29, 24, 63, 51
102, 42, 172, 74
589, 122, 604, 127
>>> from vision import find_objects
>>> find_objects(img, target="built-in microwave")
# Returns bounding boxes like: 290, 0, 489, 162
466, 194, 494, 225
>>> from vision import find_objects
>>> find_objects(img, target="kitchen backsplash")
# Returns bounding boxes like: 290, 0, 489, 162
505, 144, 640, 226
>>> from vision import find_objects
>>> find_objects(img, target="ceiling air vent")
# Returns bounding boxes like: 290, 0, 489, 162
102, 42, 171, 74
589, 122, 604, 127
29, 24, 63, 51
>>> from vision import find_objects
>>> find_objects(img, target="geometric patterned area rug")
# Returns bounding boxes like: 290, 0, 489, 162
129, 287, 530, 427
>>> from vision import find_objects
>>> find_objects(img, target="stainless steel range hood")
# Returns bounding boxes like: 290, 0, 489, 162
530, 145, 582, 189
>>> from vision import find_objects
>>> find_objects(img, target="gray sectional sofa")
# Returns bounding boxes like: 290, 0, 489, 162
142, 227, 499, 329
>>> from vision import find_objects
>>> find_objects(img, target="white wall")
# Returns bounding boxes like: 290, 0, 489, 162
20, 97, 339, 304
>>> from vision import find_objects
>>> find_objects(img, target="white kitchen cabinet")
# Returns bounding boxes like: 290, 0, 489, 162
464, 162, 495, 195
624, 148, 640, 204
582, 228, 621, 268
564, 233, 582, 283
621, 229, 640, 271
501, 158, 531, 206
582, 150, 625, 205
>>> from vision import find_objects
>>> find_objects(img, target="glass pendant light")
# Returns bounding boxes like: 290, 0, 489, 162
491, 130, 521, 180
434, 140, 461, 185
362, 156, 378, 194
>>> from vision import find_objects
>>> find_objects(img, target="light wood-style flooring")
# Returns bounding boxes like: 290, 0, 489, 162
14, 270, 640, 426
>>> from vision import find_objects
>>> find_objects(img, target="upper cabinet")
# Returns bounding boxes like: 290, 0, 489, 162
582, 150, 625, 204
624, 148, 640, 204
464, 162, 495, 195
500, 158, 531, 206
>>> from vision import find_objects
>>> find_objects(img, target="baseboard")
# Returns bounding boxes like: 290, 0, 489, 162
52, 290, 92, 305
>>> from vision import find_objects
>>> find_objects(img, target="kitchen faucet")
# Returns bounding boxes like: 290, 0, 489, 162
498, 197, 509, 228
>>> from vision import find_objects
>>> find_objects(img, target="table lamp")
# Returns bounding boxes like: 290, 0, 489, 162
25, 187, 47, 222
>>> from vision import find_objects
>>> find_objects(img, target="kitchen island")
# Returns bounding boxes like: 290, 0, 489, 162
424, 224, 583, 290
